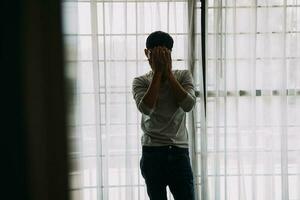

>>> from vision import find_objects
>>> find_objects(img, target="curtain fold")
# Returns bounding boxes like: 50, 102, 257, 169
205, 0, 300, 200
63, 0, 300, 199
62, 1, 194, 199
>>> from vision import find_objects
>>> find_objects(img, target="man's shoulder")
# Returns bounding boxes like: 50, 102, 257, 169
132, 71, 153, 87
133, 69, 189, 82
133, 71, 152, 82
173, 69, 191, 81
173, 69, 189, 76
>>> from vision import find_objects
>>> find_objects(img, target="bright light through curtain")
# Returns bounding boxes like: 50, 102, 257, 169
62, 1, 203, 200
203, 0, 300, 200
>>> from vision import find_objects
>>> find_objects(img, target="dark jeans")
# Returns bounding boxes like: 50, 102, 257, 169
140, 145, 195, 200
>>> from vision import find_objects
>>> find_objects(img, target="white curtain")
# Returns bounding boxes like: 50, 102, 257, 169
203, 0, 300, 200
62, 0, 300, 200
62, 1, 199, 200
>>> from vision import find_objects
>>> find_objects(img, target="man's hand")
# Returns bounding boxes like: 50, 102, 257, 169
161, 47, 172, 76
150, 46, 171, 75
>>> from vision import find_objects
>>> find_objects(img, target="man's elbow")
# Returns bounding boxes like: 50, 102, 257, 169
181, 101, 196, 112
138, 101, 154, 116
138, 106, 151, 115
179, 93, 196, 112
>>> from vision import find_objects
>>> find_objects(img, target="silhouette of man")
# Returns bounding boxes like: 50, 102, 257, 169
132, 31, 196, 200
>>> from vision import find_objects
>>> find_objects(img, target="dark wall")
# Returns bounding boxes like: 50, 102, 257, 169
1, 0, 69, 199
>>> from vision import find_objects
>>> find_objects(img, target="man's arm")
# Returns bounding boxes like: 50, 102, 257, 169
167, 70, 196, 112
132, 72, 163, 116
141, 47, 169, 112
160, 47, 196, 112
132, 47, 165, 115
142, 72, 163, 110
167, 72, 188, 103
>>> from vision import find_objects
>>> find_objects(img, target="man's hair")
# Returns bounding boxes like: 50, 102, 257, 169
146, 31, 174, 50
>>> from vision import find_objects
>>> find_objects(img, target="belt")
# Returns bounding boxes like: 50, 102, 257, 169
142, 145, 189, 154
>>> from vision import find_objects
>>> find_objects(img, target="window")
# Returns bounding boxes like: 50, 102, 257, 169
62, 1, 196, 199
62, 0, 300, 199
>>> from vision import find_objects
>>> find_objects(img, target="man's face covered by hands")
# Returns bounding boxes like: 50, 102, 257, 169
144, 46, 172, 74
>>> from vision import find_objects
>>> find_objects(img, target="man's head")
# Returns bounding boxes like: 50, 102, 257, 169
146, 31, 174, 51
144, 31, 173, 68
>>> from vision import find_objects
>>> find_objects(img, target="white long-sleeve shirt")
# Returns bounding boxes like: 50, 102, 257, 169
132, 69, 196, 148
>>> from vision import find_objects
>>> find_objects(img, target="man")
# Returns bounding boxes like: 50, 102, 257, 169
132, 31, 196, 200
